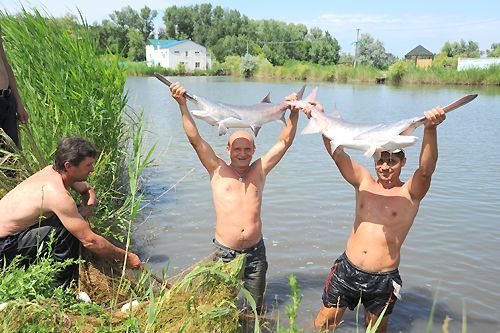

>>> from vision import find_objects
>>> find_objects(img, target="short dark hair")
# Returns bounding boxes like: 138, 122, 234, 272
53, 136, 98, 172
380, 149, 405, 160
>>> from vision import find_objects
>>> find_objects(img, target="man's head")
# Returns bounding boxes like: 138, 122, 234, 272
54, 137, 98, 179
226, 130, 256, 167
374, 149, 406, 182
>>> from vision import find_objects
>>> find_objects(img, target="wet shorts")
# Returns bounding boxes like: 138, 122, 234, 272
322, 252, 402, 316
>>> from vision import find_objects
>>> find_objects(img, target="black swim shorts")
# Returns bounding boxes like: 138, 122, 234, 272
322, 252, 402, 316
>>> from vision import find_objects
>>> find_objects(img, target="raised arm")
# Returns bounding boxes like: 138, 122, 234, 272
0, 34, 28, 123
407, 106, 445, 201
53, 194, 142, 270
260, 101, 299, 175
303, 101, 370, 188
169, 82, 220, 174
324, 142, 371, 188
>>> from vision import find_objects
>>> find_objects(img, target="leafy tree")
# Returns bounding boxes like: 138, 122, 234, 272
357, 33, 396, 69
441, 39, 481, 58
127, 28, 146, 61
240, 53, 258, 77
487, 43, 500, 57
139, 6, 157, 41
210, 35, 249, 61
109, 5, 140, 30
308, 31, 340, 65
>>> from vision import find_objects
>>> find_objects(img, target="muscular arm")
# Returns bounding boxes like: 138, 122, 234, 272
408, 106, 446, 201
260, 109, 299, 175
54, 195, 142, 269
324, 140, 371, 188
0, 35, 28, 123
170, 82, 220, 174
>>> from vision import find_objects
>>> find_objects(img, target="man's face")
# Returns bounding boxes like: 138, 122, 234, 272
227, 137, 255, 167
375, 152, 406, 182
67, 156, 95, 182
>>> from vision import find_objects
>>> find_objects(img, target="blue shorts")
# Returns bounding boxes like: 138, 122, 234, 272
322, 252, 402, 316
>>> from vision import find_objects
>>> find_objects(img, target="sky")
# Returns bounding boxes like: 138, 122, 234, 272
1, 0, 499, 56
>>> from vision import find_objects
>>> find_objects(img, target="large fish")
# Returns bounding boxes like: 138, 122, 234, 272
155, 72, 305, 136
289, 91, 477, 159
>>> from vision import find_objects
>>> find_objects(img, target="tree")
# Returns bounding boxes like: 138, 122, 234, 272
441, 39, 481, 58
357, 33, 396, 69
127, 29, 146, 61
487, 43, 500, 57
139, 6, 157, 41
307, 30, 340, 65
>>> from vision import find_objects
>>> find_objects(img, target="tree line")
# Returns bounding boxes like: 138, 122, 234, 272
55, 4, 499, 70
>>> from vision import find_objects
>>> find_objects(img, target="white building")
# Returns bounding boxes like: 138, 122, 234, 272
146, 39, 211, 71
457, 58, 500, 71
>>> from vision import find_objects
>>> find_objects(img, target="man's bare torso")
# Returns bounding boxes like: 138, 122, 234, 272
345, 180, 420, 272
0, 166, 70, 237
211, 160, 265, 249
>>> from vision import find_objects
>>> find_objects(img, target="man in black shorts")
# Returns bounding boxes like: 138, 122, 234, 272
300, 101, 446, 332
0, 25, 28, 147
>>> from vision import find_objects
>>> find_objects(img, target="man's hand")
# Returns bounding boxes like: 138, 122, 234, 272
424, 106, 446, 129
125, 252, 143, 270
284, 92, 300, 113
73, 182, 96, 218
17, 103, 28, 124
303, 100, 324, 119
170, 82, 187, 106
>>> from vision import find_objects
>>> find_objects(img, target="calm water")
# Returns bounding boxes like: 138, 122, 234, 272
127, 76, 500, 332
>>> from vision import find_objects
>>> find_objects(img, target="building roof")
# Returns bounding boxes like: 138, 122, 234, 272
405, 45, 434, 57
148, 39, 188, 49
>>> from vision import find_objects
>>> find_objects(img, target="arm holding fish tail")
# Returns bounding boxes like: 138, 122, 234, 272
323, 138, 370, 187
261, 109, 299, 175
408, 106, 446, 201
170, 82, 219, 173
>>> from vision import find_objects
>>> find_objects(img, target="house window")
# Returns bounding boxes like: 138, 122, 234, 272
174, 50, 180, 54
185, 51, 188, 56
195, 51, 200, 55
195, 62, 200, 68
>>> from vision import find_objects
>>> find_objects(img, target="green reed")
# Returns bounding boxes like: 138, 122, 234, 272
0, 8, 151, 239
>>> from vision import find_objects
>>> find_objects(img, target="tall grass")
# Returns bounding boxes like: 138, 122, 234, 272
0, 8, 150, 239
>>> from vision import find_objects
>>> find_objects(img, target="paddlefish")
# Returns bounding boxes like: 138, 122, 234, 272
287, 90, 477, 159
155, 72, 305, 136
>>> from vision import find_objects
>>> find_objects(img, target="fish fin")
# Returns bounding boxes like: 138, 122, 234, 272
364, 145, 378, 158
301, 118, 322, 135
217, 123, 228, 136
226, 110, 243, 120
330, 104, 342, 119
304, 87, 319, 102
277, 114, 287, 126
330, 141, 341, 155
251, 125, 261, 137
191, 110, 208, 118
295, 85, 306, 100
261, 92, 271, 103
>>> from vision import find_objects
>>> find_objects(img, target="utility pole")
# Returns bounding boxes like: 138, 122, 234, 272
354, 28, 360, 68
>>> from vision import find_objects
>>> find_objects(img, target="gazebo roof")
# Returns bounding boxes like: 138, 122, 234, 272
405, 45, 434, 57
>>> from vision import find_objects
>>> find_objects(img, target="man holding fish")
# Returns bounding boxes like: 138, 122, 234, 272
169, 81, 300, 312
303, 101, 447, 331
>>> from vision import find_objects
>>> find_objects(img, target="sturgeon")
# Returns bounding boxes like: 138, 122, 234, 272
288, 91, 477, 159
155, 72, 305, 136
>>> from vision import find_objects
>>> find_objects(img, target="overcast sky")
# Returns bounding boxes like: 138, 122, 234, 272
1, 0, 498, 56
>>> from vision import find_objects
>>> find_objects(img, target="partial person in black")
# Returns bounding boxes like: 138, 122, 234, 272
0, 25, 28, 147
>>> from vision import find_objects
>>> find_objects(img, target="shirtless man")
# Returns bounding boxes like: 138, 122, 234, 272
0, 136, 142, 286
169, 82, 299, 311
0, 25, 28, 147
306, 102, 446, 332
